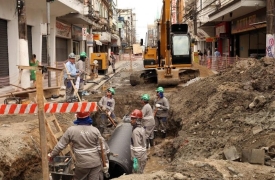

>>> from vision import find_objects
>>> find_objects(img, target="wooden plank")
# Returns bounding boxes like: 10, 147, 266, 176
10, 84, 27, 90
17, 65, 62, 71
54, 131, 64, 139
43, 88, 60, 99
46, 66, 63, 72
45, 114, 76, 161
46, 115, 56, 123
36, 70, 49, 179
0, 87, 60, 98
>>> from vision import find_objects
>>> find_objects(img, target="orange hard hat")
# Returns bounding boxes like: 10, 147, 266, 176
77, 112, 90, 118
130, 109, 143, 119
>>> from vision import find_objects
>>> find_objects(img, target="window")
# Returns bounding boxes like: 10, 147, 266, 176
172, 35, 189, 55
73, 41, 80, 55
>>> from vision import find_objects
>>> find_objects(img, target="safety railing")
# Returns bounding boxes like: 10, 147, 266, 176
198, 55, 248, 72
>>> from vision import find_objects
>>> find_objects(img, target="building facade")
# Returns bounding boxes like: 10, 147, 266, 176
0, 0, 120, 91
183, 0, 267, 58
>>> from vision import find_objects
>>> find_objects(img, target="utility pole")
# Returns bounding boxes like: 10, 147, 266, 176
193, 0, 197, 53
18, 0, 31, 88
46, 0, 52, 87
266, 0, 275, 58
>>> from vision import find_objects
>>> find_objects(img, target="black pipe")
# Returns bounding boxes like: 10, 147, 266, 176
107, 122, 133, 179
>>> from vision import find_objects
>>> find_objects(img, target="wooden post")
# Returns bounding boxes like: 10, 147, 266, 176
36, 69, 49, 180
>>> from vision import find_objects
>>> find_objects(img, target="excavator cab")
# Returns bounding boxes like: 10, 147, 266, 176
130, 0, 199, 86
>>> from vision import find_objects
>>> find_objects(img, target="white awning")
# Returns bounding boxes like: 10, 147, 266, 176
95, 40, 102, 46
111, 34, 120, 40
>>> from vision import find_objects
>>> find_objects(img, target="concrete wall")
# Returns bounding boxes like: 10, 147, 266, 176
0, 0, 20, 86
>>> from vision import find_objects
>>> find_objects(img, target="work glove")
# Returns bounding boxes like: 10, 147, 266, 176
133, 157, 139, 171
107, 111, 111, 116
48, 153, 53, 162
155, 104, 161, 108
102, 106, 107, 111
103, 162, 109, 174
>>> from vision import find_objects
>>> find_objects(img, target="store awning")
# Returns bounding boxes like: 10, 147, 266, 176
95, 40, 102, 46
208, 0, 266, 22
111, 34, 120, 40
58, 13, 93, 25
197, 27, 215, 40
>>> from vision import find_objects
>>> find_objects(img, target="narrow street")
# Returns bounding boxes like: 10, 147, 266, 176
0, 0, 274, 179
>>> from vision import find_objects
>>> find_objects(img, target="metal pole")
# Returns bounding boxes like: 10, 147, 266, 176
266, 0, 275, 58
193, 0, 198, 52
47, 1, 51, 87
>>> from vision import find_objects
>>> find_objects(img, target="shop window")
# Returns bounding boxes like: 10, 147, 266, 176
73, 41, 80, 55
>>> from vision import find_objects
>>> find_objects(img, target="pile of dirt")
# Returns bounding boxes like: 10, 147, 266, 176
162, 57, 275, 179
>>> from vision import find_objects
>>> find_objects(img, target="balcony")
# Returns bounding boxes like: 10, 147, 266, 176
208, 0, 266, 22
93, 11, 100, 20
98, 17, 108, 25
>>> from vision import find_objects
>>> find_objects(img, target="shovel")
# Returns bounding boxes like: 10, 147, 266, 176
97, 106, 117, 127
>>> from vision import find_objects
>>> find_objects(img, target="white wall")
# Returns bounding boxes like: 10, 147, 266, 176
0, 0, 20, 86
27, 8, 44, 64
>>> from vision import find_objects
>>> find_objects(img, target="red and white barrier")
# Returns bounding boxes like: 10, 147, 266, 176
0, 102, 97, 115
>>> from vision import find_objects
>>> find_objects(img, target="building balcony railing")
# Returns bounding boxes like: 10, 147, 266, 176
93, 11, 100, 19
98, 17, 108, 25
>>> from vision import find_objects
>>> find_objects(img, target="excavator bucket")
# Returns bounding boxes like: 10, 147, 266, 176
156, 69, 179, 86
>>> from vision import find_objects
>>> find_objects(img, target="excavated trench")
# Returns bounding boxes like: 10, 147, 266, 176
0, 70, 182, 180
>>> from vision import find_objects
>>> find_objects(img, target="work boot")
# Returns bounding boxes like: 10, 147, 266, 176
149, 139, 154, 147
146, 139, 150, 149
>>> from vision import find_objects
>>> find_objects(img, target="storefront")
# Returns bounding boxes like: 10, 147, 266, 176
72, 25, 83, 56
215, 22, 231, 57
111, 34, 121, 54
93, 34, 102, 53
93, 32, 111, 53
0, 19, 9, 86
55, 20, 71, 68
231, 8, 266, 58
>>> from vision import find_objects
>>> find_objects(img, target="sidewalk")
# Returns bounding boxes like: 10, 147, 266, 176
0, 60, 127, 104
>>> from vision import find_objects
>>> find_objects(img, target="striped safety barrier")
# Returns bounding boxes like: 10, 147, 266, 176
0, 102, 98, 115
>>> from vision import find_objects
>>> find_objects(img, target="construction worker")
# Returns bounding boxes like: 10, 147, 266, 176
130, 109, 147, 174
141, 94, 155, 149
75, 52, 87, 101
48, 111, 109, 180
98, 87, 116, 134
64, 52, 79, 102
110, 52, 116, 73
153, 87, 170, 138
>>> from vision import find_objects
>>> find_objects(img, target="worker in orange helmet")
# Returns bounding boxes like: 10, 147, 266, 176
130, 109, 147, 174
48, 111, 109, 180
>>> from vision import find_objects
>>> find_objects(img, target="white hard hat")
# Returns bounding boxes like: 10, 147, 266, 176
93, 60, 98, 64
68, 53, 76, 59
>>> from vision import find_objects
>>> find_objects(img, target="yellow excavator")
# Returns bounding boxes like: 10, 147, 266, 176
130, 0, 200, 86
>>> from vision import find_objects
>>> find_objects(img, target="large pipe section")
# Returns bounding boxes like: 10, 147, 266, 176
107, 122, 133, 179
